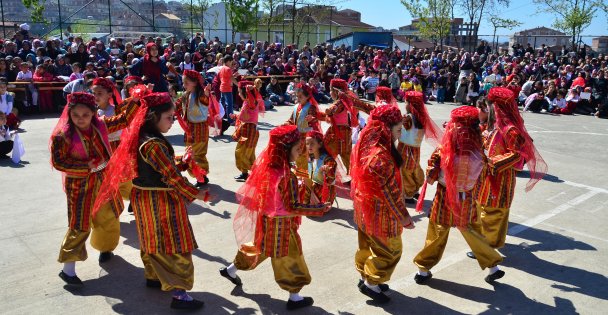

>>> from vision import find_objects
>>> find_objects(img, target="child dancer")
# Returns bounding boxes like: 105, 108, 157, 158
91, 77, 124, 151
324, 78, 358, 171
413, 106, 505, 285
230, 80, 264, 181
351, 105, 414, 303
50, 92, 131, 286
304, 130, 337, 205
175, 70, 221, 186
398, 91, 443, 203
94, 92, 208, 310
285, 83, 321, 172
220, 125, 330, 310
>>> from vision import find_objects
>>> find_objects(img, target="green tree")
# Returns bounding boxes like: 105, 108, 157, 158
226, 0, 260, 42
458, 0, 510, 50
184, 0, 211, 31
260, 0, 283, 43
401, 0, 452, 50
22, 0, 47, 23
533, 0, 596, 50
488, 15, 521, 53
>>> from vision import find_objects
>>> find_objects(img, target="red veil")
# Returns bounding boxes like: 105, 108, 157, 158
404, 90, 443, 147
330, 78, 359, 128
350, 105, 404, 239
375, 86, 398, 108
92, 92, 172, 217
238, 80, 265, 116
435, 106, 484, 226
181, 69, 222, 136
232, 125, 300, 254
488, 87, 547, 191
92, 77, 123, 106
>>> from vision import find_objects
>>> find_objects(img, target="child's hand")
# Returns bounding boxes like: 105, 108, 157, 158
204, 84, 211, 96
229, 113, 236, 120
305, 115, 315, 122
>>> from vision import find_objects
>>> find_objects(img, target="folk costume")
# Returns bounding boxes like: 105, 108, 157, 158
175, 70, 221, 186
398, 91, 443, 201
303, 131, 337, 205
232, 80, 264, 179
50, 92, 130, 284
92, 77, 125, 151
93, 92, 204, 310
351, 105, 414, 303
286, 83, 322, 172
221, 125, 327, 310
473, 88, 547, 249
323, 79, 358, 170
412, 106, 504, 284
375, 86, 398, 108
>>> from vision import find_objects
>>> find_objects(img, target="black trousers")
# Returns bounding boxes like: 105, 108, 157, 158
0, 140, 13, 156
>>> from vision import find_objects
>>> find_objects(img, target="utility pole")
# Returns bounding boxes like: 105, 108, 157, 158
152, 0, 156, 31
107, 0, 112, 35
1, 0, 6, 38
58, 0, 63, 39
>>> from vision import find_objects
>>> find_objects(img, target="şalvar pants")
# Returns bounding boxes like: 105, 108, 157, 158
58, 203, 120, 263
355, 229, 403, 285
472, 202, 510, 249
233, 232, 312, 293
414, 221, 503, 272
140, 251, 194, 291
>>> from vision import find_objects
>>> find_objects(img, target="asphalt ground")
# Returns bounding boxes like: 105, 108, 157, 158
1, 99, 607, 315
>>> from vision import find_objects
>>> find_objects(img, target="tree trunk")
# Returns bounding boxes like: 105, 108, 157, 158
493, 27, 497, 53
267, 6, 273, 43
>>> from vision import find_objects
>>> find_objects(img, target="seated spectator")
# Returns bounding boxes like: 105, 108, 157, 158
286, 77, 298, 101
0, 79, 19, 129
550, 90, 567, 113
309, 77, 331, 104
33, 64, 55, 112
266, 76, 290, 106
69, 62, 83, 81
524, 90, 551, 113
348, 72, 361, 96
63, 72, 96, 96
0, 112, 13, 159
361, 70, 379, 101
254, 78, 273, 110
16, 62, 38, 112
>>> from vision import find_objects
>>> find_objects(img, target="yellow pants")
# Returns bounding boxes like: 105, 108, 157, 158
473, 203, 510, 249
401, 165, 425, 198
355, 229, 402, 285
58, 203, 120, 263
118, 180, 133, 201
233, 232, 312, 293
414, 221, 503, 272
188, 141, 209, 177
234, 136, 258, 173
141, 251, 194, 291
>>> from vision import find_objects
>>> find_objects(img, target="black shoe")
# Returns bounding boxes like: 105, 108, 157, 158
358, 279, 389, 292
286, 297, 314, 310
195, 176, 209, 187
146, 279, 162, 288
485, 270, 505, 284
0, 154, 9, 160
358, 284, 390, 303
170, 298, 204, 310
413, 192, 420, 199
414, 272, 433, 284
234, 173, 248, 181
98, 252, 114, 263
59, 271, 83, 286
466, 251, 477, 259
405, 198, 417, 204
219, 267, 242, 286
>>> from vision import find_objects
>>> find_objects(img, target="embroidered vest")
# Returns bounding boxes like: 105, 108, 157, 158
185, 93, 209, 123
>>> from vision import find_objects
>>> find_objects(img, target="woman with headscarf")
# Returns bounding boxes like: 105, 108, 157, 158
413, 106, 505, 285
130, 43, 169, 92
67, 43, 89, 66
93, 92, 208, 310
469, 87, 547, 256
219, 125, 330, 310
351, 105, 414, 304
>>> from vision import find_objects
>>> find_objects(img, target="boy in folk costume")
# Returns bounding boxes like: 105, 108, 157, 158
285, 83, 322, 172
413, 106, 505, 285
324, 79, 358, 170
220, 125, 331, 310
230, 80, 264, 181
351, 105, 414, 303
50, 92, 132, 285
469, 87, 547, 258
94, 92, 208, 310
398, 91, 443, 203
304, 130, 337, 205
175, 70, 221, 187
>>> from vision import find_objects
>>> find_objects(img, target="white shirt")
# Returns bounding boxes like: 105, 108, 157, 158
0, 93, 13, 115
552, 98, 567, 109
17, 70, 33, 81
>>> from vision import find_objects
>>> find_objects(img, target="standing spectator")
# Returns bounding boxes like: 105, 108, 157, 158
218, 55, 237, 124
130, 43, 169, 92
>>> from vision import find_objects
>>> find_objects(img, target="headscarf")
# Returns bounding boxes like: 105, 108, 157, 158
330, 78, 359, 128
232, 125, 301, 255
238, 80, 265, 116
404, 91, 443, 147
142, 43, 161, 81
182, 69, 222, 136
375, 86, 397, 107
92, 92, 172, 217
488, 87, 547, 191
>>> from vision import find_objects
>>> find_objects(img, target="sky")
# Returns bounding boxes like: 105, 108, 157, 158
340, 0, 606, 42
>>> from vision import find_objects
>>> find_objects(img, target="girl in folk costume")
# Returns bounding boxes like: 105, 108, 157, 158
469, 87, 547, 256
175, 70, 221, 187
93, 92, 208, 310
91, 77, 124, 151
324, 78, 358, 171
375, 86, 398, 108
413, 106, 505, 285
219, 125, 330, 311
285, 83, 322, 172
351, 105, 414, 304
398, 91, 443, 203
304, 130, 337, 205
120, 75, 144, 100
230, 80, 264, 181
50, 92, 132, 286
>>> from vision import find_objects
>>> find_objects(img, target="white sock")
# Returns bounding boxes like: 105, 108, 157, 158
364, 280, 381, 293
226, 263, 237, 278
489, 265, 500, 275
63, 262, 76, 277
417, 270, 429, 276
289, 292, 304, 301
